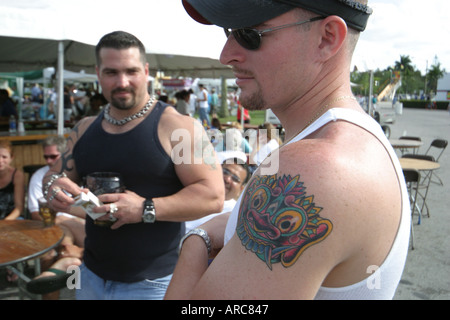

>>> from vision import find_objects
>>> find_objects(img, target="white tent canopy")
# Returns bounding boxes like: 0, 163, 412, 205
0, 1, 234, 134
0, 35, 233, 78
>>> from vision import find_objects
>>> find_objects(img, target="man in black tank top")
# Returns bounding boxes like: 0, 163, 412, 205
42, 31, 224, 300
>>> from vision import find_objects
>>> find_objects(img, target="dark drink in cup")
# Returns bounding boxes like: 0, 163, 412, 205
85, 172, 125, 227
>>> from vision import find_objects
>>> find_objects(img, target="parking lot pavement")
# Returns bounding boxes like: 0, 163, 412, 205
389, 108, 450, 300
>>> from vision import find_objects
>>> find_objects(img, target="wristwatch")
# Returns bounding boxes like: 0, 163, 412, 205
142, 199, 156, 223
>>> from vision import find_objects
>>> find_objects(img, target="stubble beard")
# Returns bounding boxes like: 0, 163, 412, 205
110, 88, 136, 111
239, 88, 266, 111
234, 68, 267, 111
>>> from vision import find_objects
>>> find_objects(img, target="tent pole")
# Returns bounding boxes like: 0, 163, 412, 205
57, 41, 64, 136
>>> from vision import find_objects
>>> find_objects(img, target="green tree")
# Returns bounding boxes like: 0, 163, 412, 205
394, 55, 418, 95
394, 55, 414, 75
426, 60, 445, 94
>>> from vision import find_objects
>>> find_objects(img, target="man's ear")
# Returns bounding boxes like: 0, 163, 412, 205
317, 16, 348, 61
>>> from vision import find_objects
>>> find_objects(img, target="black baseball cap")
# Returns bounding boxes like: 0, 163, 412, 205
182, 0, 372, 31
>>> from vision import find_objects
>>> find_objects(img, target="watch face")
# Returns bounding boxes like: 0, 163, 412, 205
143, 200, 155, 223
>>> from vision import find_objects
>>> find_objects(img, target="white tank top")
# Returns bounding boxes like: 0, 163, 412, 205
224, 108, 410, 300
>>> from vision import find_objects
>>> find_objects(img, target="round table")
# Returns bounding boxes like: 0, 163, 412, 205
399, 158, 440, 171
0, 220, 64, 267
390, 139, 423, 153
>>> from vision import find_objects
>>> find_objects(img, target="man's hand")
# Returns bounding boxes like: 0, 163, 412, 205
94, 190, 146, 230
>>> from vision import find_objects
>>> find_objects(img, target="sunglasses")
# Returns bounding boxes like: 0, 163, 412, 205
44, 154, 60, 160
223, 167, 241, 184
224, 16, 325, 50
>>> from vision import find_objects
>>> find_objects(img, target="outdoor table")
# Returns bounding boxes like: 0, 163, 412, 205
0, 220, 64, 299
399, 158, 440, 171
390, 139, 423, 155
399, 158, 440, 223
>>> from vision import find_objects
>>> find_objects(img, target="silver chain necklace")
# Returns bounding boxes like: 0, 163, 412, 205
104, 96, 155, 126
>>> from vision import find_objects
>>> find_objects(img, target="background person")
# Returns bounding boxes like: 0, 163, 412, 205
27, 135, 85, 298
0, 140, 24, 221
186, 154, 250, 233
197, 84, 210, 127
0, 140, 25, 283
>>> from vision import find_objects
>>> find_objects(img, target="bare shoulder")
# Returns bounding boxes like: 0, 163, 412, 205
199, 123, 402, 298
13, 168, 25, 182
160, 105, 197, 131
67, 116, 97, 144
158, 106, 208, 152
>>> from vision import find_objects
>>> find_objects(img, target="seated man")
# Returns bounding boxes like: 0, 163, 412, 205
29, 136, 85, 255
27, 136, 85, 298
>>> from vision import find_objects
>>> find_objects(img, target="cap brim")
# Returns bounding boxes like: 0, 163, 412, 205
182, 0, 294, 29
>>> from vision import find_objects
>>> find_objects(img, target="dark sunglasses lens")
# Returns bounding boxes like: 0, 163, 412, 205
234, 29, 260, 50
44, 155, 59, 160
224, 28, 260, 50
223, 168, 241, 183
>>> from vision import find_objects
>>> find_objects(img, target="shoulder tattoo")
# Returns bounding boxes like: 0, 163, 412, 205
59, 123, 82, 174
236, 174, 333, 270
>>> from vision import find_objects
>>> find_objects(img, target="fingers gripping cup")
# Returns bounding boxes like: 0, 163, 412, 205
38, 197, 56, 227
85, 172, 125, 227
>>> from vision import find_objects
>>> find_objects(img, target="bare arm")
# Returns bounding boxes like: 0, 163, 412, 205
148, 109, 224, 222
165, 164, 335, 299
165, 212, 229, 299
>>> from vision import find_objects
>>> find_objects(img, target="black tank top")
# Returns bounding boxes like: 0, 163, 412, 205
73, 101, 184, 282
0, 169, 16, 219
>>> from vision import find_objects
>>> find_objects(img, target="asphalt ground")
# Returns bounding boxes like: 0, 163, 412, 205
1, 107, 449, 300
389, 107, 450, 300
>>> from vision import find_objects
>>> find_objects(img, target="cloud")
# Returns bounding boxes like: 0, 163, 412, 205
353, 0, 450, 73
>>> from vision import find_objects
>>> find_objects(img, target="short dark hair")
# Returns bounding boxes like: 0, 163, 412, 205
96, 31, 147, 66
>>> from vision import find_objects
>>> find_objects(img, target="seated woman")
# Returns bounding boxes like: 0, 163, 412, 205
0, 140, 25, 220
0, 140, 25, 283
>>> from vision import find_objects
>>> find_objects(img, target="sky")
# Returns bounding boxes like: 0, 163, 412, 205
1, 0, 449, 75
353, 0, 450, 73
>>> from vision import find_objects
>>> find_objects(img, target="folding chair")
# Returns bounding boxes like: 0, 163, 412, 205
425, 139, 447, 186
401, 154, 434, 218
403, 169, 420, 250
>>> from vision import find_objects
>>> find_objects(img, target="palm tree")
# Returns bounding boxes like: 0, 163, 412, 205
394, 55, 416, 94
427, 62, 445, 94
394, 55, 414, 75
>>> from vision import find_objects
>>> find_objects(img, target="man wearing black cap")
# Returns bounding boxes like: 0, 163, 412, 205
168, 0, 410, 300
